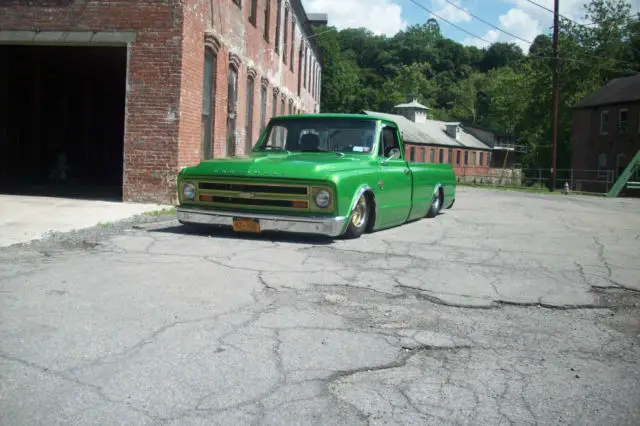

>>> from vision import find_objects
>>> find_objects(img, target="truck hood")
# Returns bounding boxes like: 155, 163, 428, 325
181, 152, 371, 181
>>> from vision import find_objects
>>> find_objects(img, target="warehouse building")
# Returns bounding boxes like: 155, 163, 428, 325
0, 0, 326, 204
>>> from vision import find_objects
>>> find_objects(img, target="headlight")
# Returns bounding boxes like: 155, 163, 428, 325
183, 183, 196, 200
314, 189, 331, 208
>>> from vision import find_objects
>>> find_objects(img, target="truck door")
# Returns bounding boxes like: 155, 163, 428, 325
376, 124, 412, 227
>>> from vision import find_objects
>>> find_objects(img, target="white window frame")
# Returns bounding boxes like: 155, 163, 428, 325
600, 110, 609, 135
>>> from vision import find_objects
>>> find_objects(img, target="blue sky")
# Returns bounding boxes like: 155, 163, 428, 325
301, 0, 639, 52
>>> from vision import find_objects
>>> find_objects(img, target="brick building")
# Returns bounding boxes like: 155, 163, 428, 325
362, 95, 494, 178
571, 74, 640, 191
0, 0, 325, 204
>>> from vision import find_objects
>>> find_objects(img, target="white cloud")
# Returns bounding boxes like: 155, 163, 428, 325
432, 0, 472, 23
462, 0, 595, 52
302, 0, 408, 36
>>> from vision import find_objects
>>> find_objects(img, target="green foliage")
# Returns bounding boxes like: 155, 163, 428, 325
312, 0, 640, 169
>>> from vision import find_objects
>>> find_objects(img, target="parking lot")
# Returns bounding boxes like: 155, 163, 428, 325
1, 187, 639, 425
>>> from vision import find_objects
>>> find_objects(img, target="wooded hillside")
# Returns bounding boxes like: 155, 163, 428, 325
312, 0, 640, 168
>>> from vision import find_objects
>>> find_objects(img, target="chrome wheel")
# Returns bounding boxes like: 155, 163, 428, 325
350, 195, 368, 228
432, 193, 440, 211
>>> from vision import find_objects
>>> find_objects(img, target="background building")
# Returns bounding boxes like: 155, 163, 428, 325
571, 74, 640, 192
0, 0, 325, 204
362, 95, 493, 176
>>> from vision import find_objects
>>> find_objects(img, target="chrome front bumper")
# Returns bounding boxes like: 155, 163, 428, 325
176, 207, 347, 237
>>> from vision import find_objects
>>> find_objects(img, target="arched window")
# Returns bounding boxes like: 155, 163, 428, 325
227, 53, 241, 157
245, 69, 256, 152
201, 48, 216, 160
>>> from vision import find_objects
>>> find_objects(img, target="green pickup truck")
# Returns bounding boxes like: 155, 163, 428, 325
176, 113, 456, 238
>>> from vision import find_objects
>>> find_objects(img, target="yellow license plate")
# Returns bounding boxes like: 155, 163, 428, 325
232, 217, 261, 233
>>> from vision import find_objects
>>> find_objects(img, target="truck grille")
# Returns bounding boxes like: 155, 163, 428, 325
195, 179, 311, 211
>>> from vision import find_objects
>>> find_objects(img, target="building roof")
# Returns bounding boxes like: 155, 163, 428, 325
361, 110, 491, 150
393, 99, 430, 110
572, 74, 640, 109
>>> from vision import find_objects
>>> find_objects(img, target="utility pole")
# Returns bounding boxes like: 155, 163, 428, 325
551, 0, 560, 191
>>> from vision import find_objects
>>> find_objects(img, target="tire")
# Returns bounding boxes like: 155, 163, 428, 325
343, 193, 370, 239
426, 190, 442, 218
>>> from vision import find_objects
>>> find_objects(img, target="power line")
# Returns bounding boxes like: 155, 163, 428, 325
525, 0, 638, 25
405, 0, 638, 74
439, 0, 534, 46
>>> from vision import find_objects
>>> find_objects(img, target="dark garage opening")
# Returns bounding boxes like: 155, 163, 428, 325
0, 44, 127, 200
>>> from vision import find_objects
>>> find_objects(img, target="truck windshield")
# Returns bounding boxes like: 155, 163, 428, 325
256, 118, 377, 154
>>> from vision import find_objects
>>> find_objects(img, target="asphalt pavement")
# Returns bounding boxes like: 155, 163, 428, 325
1, 187, 639, 425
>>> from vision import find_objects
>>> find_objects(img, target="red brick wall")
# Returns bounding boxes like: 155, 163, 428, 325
1, 0, 323, 204
404, 143, 491, 176
191, 0, 321, 159
572, 102, 640, 171
0, 0, 185, 204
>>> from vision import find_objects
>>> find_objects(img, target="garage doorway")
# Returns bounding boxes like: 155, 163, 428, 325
0, 44, 127, 200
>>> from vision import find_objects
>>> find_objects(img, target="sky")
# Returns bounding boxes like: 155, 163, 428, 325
301, 0, 640, 53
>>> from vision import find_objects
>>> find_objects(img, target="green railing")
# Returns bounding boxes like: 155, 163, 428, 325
606, 150, 640, 197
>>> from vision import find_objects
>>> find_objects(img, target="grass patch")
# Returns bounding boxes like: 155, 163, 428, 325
142, 207, 177, 216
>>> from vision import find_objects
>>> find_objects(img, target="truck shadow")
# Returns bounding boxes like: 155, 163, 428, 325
148, 223, 336, 245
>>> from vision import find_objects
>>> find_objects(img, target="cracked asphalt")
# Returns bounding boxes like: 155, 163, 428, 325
1, 187, 639, 425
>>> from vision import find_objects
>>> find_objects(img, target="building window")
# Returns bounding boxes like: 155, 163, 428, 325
280, 97, 286, 144
409, 147, 415, 162
201, 48, 217, 160
471, 151, 477, 166
429, 148, 435, 163
464, 151, 469, 166
479, 152, 484, 166
260, 82, 267, 133
598, 152, 608, 177
283, 6, 289, 64
303, 47, 308, 89
448, 149, 453, 164
297, 47, 304, 95
272, 91, 278, 118
618, 108, 628, 134
600, 110, 609, 134
227, 65, 239, 157
438, 149, 444, 163
420, 148, 426, 162
248, 0, 257, 26
275, 0, 282, 54
456, 150, 461, 165
263, 0, 271, 41
245, 74, 255, 152
288, 100, 292, 115
290, 19, 296, 72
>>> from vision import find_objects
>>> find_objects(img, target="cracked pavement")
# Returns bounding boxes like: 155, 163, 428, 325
1, 187, 639, 425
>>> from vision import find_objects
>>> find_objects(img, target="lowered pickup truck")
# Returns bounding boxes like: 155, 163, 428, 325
176, 113, 456, 238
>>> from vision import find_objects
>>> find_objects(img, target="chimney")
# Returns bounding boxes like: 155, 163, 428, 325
445, 123, 461, 141
407, 93, 418, 103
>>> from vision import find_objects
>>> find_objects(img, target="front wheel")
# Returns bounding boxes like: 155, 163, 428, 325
426, 191, 442, 218
343, 194, 369, 239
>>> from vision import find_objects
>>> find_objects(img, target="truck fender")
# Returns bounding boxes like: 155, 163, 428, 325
346, 185, 378, 229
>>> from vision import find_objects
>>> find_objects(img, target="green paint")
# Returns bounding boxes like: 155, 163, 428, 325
177, 113, 456, 235
607, 150, 640, 197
